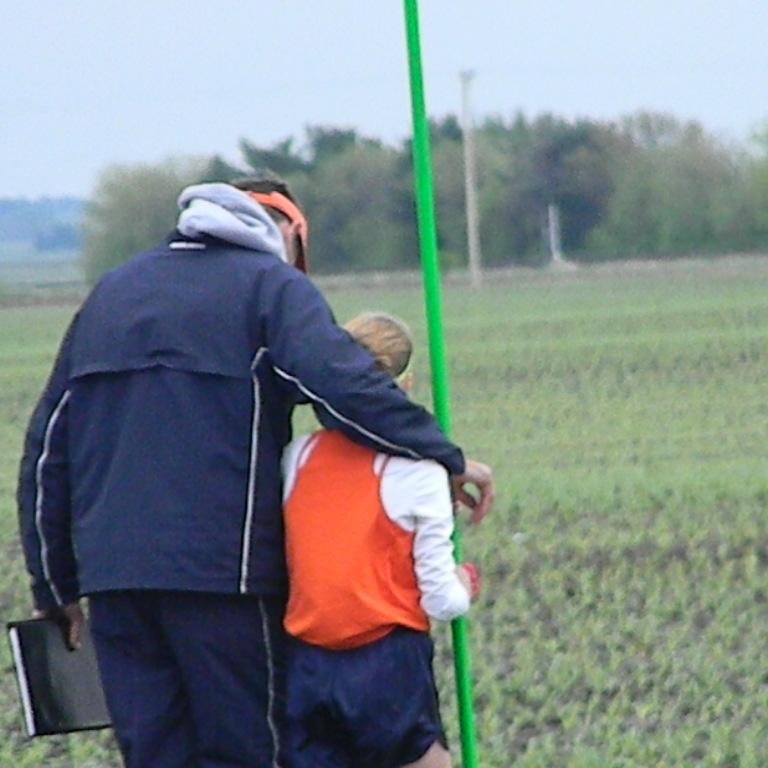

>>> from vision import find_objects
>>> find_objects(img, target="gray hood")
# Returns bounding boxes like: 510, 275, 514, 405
176, 183, 286, 260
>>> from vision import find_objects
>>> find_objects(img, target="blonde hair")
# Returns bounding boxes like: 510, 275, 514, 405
344, 312, 413, 379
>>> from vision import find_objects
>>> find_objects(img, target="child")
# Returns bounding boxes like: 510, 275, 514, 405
282, 312, 481, 768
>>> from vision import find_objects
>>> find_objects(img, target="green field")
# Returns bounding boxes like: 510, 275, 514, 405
2, 257, 768, 766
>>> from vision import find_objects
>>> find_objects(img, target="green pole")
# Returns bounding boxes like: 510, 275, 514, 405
402, 1, 480, 765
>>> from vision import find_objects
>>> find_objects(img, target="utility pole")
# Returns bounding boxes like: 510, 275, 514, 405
547, 202, 576, 270
547, 202, 564, 264
460, 70, 482, 287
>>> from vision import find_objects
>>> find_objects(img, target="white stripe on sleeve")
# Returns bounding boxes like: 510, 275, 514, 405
34, 389, 71, 607
271, 364, 423, 461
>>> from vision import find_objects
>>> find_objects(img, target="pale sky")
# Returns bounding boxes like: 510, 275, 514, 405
3, 1, 766, 198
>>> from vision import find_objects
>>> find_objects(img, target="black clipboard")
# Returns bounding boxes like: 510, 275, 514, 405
6, 617, 112, 736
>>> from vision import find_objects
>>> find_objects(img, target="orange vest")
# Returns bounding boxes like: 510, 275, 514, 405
284, 430, 429, 649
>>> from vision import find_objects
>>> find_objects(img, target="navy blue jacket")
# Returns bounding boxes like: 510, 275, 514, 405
18, 235, 464, 611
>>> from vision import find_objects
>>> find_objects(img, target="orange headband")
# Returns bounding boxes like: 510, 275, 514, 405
248, 191, 309, 272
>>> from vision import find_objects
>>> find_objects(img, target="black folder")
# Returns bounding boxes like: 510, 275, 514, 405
6, 618, 112, 736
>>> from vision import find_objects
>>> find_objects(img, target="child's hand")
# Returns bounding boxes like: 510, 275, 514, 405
456, 562, 482, 602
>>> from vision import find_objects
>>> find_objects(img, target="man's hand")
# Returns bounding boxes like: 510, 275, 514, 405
451, 459, 494, 523
33, 601, 85, 651
456, 563, 482, 602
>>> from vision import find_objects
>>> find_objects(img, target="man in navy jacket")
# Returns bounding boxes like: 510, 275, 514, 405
18, 180, 493, 768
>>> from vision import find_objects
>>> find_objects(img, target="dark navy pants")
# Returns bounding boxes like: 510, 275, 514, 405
287, 629, 446, 767
89, 591, 287, 768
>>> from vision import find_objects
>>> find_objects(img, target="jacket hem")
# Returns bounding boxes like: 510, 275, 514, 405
79, 577, 288, 598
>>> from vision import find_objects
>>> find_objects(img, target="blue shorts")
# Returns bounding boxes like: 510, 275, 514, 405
287, 628, 447, 767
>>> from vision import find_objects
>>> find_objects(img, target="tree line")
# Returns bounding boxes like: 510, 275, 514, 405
84, 111, 768, 281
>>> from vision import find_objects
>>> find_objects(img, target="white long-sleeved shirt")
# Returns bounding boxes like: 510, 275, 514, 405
283, 434, 470, 622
